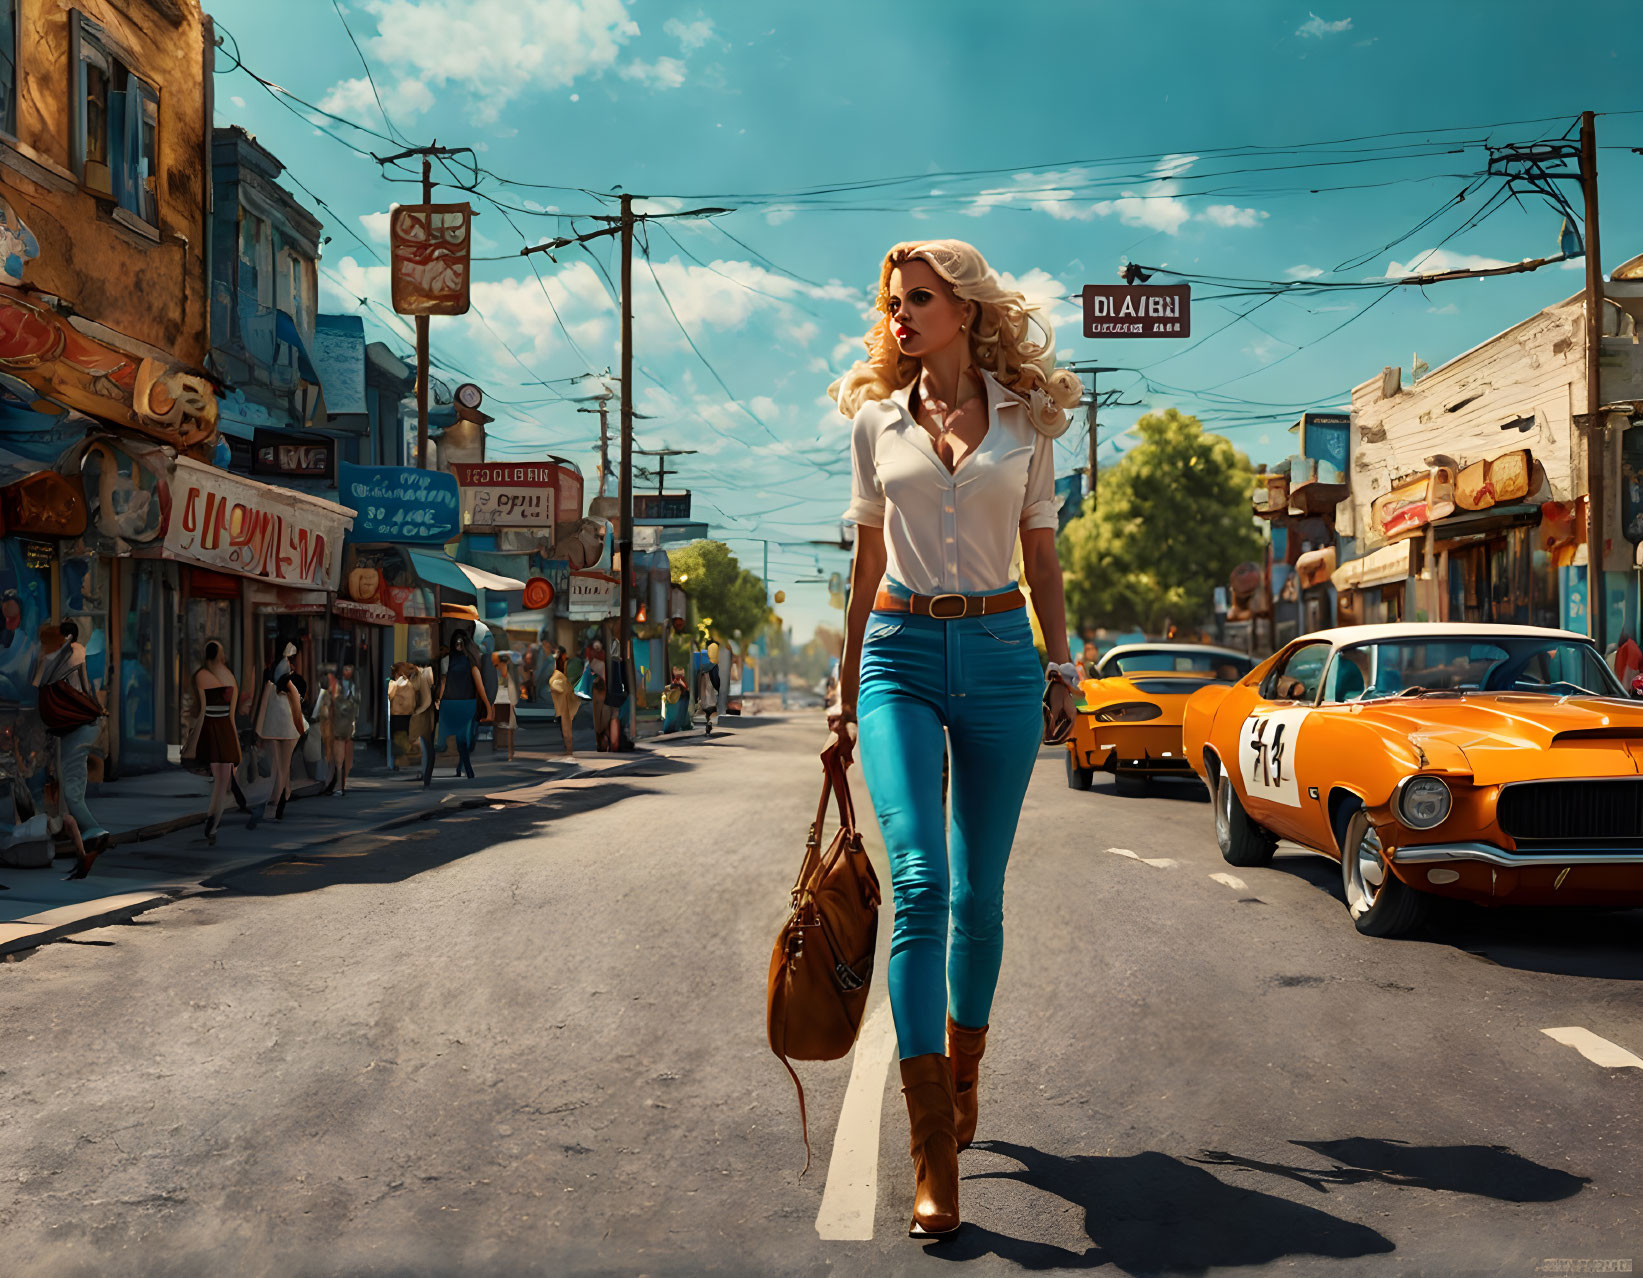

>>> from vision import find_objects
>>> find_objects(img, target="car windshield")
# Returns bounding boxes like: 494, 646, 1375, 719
1322, 637, 1624, 702
1108, 650, 1253, 682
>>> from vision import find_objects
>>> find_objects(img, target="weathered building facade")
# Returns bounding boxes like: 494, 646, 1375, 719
1332, 256, 1643, 640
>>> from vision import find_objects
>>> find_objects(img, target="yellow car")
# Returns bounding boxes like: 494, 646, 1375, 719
1066, 644, 1255, 794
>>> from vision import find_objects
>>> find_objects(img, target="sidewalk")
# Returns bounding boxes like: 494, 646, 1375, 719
0, 714, 737, 957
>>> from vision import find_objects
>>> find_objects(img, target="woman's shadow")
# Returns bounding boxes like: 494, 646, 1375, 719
928, 1137, 1586, 1271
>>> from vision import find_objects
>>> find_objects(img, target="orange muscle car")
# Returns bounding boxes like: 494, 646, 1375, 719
1066, 644, 1254, 794
1182, 623, 1643, 937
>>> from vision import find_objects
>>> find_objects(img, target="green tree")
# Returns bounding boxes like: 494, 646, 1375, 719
670, 540, 771, 659
1059, 408, 1264, 634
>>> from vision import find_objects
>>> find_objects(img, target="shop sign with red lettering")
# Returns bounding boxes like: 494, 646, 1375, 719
162, 457, 355, 590
451, 461, 558, 530
1081, 284, 1191, 338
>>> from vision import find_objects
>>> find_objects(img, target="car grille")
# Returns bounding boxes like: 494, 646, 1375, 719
1498, 780, 1643, 846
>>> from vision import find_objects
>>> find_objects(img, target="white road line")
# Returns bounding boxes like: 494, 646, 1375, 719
1542, 1027, 1643, 1069
815, 996, 898, 1240
1106, 847, 1140, 860
1209, 872, 1248, 891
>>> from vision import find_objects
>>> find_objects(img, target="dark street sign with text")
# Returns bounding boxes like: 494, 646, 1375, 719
1082, 284, 1191, 338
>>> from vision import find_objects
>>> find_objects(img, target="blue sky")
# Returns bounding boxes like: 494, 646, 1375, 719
208, 0, 1643, 640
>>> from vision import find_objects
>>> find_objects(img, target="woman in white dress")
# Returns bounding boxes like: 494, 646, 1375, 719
250, 647, 304, 828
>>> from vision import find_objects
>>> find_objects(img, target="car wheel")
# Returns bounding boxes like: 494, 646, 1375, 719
1113, 771, 1147, 797
1340, 806, 1429, 938
1065, 751, 1094, 791
1215, 774, 1277, 867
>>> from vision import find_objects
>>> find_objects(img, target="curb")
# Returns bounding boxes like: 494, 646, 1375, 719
0, 892, 172, 958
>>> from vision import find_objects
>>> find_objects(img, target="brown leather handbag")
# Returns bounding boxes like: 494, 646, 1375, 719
766, 740, 881, 1172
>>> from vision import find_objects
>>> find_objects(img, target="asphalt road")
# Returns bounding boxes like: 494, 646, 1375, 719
2, 713, 1641, 1277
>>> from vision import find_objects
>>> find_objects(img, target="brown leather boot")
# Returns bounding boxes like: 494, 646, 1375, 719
900, 1053, 961, 1238
946, 1015, 988, 1150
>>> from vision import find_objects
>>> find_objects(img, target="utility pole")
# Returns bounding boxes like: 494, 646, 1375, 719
1580, 109, 1607, 653
1066, 364, 1131, 513
517, 199, 730, 747
618, 193, 636, 745
633, 447, 698, 497
373, 140, 475, 469
575, 390, 612, 497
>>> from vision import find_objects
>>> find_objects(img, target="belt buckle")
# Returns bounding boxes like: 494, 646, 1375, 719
928, 593, 968, 619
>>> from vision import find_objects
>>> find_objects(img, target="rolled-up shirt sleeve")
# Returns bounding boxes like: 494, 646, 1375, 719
843, 409, 886, 527
1019, 430, 1059, 531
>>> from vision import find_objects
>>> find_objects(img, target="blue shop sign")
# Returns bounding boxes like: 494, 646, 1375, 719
338, 463, 460, 544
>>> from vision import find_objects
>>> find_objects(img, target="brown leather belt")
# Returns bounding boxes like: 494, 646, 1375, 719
872, 588, 1025, 619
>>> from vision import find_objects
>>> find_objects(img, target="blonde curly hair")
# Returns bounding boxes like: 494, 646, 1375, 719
828, 239, 1084, 439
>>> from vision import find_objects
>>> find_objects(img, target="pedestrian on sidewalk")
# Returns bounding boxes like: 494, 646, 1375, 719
548, 646, 579, 757
697, 659, 720, 736
826, 238, 1082, 1238
431, 632, 488, 781
490, 651, 519, 761
250, 647, 304, 827
587, 640, 615, 752
661, 666, 692, 733
33, 618, 108, 849
185, 641, 242, 846
319, 664, 359, 796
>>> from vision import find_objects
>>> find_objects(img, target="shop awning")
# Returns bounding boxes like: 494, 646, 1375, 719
1331, 543, 1413, 592
455, 562, 528, 592
406, 550, 527, 596
1295, 546, 1338, 590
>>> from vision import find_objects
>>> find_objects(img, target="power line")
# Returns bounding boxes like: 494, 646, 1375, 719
329, 0, 407, 145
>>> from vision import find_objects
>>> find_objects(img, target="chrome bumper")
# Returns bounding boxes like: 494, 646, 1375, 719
1392, 842, 1643, 868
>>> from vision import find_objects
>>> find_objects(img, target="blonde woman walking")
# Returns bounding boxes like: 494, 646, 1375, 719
827, 239, 1081, 1238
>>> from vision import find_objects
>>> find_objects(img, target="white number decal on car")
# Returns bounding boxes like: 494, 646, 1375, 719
1236, 709, 1310, 807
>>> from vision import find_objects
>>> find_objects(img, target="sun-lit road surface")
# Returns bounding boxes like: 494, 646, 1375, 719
3, 713, 1640, 1276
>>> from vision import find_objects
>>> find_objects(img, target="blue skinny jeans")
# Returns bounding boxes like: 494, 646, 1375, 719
856, 583, 1043, 1059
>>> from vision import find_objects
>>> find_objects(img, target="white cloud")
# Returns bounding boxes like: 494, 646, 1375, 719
619, 56, 687, 90
1244, 337, 1286, 364
316, 0, 642, 126
1426, 303, 1459, 314
781, 319, 820, 347
663, 15, 713, 50
358, 211, 392, 243
230, 95, 246, 108
1091, 187, 1192, 235
764, 205, 798, 226
1297, 12, 1353, 37
1202, 204, 1270, 228
1153, 154, 1198, 179
966, 167, 1191, 234
1385, 248, 1511, 278
1285, 264, 1325, 279
996, 268, 1081, 333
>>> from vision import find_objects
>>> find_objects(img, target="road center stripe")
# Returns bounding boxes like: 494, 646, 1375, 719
1210, 872, 1248, 890
1106, 847, 1140, 859
1542, 1027, 1643, 1069
815, 996, 897, 1241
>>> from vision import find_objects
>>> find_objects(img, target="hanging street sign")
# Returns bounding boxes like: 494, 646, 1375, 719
389, 203, 473, 316
1081, 284, 1191, 338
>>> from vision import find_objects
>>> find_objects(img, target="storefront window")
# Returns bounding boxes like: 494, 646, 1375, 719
119, 560, 164, 759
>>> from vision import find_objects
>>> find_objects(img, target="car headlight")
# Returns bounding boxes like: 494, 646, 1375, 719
1095, 701, 1163, 723
1398, 776, 1452, 829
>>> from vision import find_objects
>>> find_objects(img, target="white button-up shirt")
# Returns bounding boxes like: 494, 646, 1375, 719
844, 368, 1059, 595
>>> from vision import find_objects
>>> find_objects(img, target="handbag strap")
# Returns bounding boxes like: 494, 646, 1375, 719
794, 743, 857, 895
